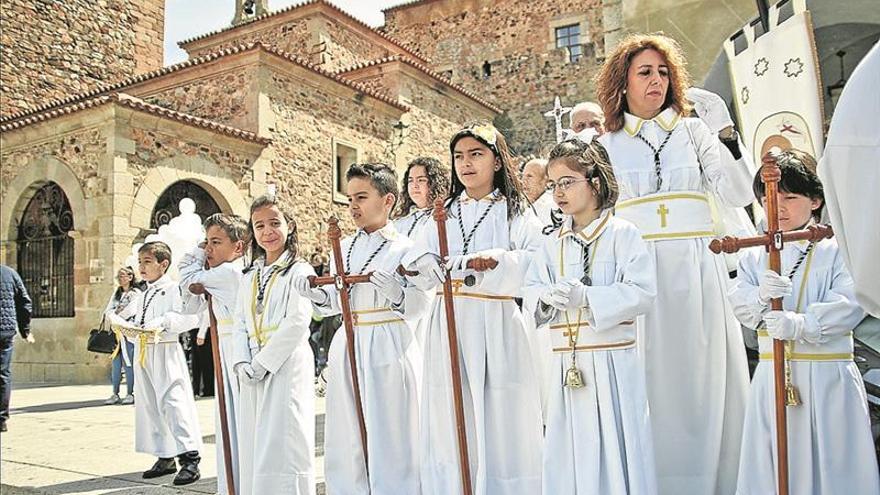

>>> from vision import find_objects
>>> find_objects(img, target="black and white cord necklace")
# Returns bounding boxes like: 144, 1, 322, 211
456, 197, 496, 286
139, 286, 164, 327
635, 128, 673, 191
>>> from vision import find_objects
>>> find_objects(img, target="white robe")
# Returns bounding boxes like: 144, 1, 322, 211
107, 274, 202, 458
318, 223, 428, 495
529, 191, 557, 230
729, 236, 880, 494
178, 248, 244, 495
600, 108, 752, 495
403, 189, 544, 495
524, 211, 658, 495
232, 254, 316, 495
818, 41, 880, 317
395, 208, 436, 348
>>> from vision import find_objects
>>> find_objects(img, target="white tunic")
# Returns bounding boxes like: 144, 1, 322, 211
403, 190, 545, 495
107, 274, 202, 458
529, 191, 557, 230
599, 107, 753, 495
524, 211, 658, 495
818, 41, 880, 317
178, 248, 244, 495
729, 237, 880, 495
395, 207, 436, 348
394, 207, 434, 239
231, 254, 316, 495
318, 222, 428, 495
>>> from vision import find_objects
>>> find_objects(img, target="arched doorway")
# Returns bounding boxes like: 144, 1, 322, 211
150, 180, 222, 229
16, 182, 75, 318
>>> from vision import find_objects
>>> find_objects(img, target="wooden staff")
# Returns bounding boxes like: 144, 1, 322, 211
206, 294, 236, 495
709, 153, 833, 495
307, 217, 371, 485
431, 197, 473, 495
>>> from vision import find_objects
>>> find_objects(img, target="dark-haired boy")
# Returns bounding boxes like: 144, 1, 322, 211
294, 163, 429, 494
178, 214, 249, 495
107, 241, 203, 485
729, 149, 880, 494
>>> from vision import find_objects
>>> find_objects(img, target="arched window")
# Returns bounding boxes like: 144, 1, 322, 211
150, 180, 222, 229
16, 182, 75, 318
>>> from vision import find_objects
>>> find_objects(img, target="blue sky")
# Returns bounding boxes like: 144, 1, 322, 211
164, 0, 403, 65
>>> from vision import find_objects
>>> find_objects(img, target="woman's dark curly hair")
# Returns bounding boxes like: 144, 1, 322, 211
447, 121, 526, 220
394, 157, 450, 219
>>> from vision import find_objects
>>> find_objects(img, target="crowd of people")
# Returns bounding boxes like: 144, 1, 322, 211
2, 32, 876, 495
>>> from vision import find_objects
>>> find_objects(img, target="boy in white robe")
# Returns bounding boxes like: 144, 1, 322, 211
403, 123, 544, 495
525, 138, 658, 495
178, 213, 249, 495
296, 163, 429, 495
231, 195, 316, 495
107, 241, 202, 485
730, 150, 880, 495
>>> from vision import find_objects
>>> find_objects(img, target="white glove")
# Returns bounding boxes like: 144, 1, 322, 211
143, 317, 166, 331
758, 270, 793, 305
539, 286, 570, 310
413, 254, 446, 287
444, 254, 472, 272
234, 362, 254, 382
251, 360, 268, 382
764, 310, 806, 341
686, 87, 734, 134
293, 275, 329, 305
554, 279, 589, 311
371, 270, 405, 305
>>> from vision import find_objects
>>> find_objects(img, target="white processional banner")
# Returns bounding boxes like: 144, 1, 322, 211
724, 0, 825, 167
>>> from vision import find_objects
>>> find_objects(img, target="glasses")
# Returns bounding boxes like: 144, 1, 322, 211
546, 177, 590, 192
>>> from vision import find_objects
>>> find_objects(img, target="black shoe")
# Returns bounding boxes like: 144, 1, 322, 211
142, 458, 176, 479
172, 463, 200, 485
0, 421, 7, 433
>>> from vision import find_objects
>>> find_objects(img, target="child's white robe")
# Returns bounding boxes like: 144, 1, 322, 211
403, 190, 545, 495
318, 223, 428, 495
730, 237, 880, 495
231, 254, 316, 495
524, 211, 658, 495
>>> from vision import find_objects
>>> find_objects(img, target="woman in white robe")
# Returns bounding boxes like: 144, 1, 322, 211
595, 34, 754, 495
231, 196, 315, 495
404, 123, 544, 495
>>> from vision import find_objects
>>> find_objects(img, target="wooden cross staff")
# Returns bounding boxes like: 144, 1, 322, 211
307, 216, 371, 486
709, 153, 833, 495
206, 294, 236, 495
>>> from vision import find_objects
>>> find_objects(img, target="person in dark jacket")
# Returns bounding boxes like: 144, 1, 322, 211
0, 264, 33, 433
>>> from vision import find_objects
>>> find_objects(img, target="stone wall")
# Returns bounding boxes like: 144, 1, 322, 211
139, 66, 260, 133
0, 0, 164, 118
184, 13, 393, 72
260, 66, 399, 253
383, 0, 605, 156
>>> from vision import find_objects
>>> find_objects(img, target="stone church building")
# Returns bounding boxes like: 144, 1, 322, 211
1, 0, 876, 383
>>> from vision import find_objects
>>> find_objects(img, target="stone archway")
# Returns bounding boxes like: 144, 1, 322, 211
2, 156, 88, 251
129, 156, 249, 233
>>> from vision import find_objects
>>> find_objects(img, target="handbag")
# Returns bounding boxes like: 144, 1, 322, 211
87, 317, 118, 354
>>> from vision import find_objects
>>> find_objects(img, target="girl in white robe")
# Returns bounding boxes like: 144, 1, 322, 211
403, 122, 544, 495
231, 195, 316, 495
729, 150, 880, 495
524, 138, 658, 495
596, 34, 753, 495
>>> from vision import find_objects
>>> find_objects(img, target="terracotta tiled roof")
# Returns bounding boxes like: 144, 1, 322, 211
336, 55, 502, 114
382, 0, 444, 14
178, 0, 428, 64
0, 93, 272, 144
0, 42, 407, 126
